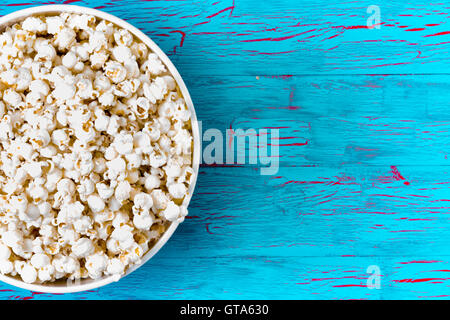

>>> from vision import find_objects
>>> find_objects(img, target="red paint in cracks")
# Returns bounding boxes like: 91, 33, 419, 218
169, 30, 186, 48
393, 278, 450, 283
424, 31, 450, 37
6, 2, 32, 6
398, 260, 440, 264
206, 5, 235, 19
333, 284, 367, 288
340, 25, 369, 30
63, 0, 82, 4
390, 165, 410, 185
241, 33, 305, 43
405, 28, 425, 32
269, 142, 308, 147
333, 24, 383, 30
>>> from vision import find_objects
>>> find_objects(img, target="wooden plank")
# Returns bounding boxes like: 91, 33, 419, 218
5, 255, 450, 299
0, 0, 449, 301
2, 165, 450, 299
1, 0, 450, 75
189, 74, 450, 167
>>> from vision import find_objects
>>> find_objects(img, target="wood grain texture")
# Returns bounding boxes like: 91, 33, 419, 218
1, 0, 450, 300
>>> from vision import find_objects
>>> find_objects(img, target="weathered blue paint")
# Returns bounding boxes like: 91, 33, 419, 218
1, 0, 450, 300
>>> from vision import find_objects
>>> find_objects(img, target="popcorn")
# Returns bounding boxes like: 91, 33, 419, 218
87, 194, 105, 213
53, 82, 76, 101
77, 177, 95, 196
133, 131, 152, 152
35, 43, 57, 62
106, 257, 125, 275
113, 131, 134, 155
93, 157, 107, 174
45, 168, 62, 192
29, 185, 49, 202
133, 193, 153, 212
73, 216, 92, 234
3, 89, 22, 106
99, 90, 115, 106
22, 17, 47, 34
30, 253, 50, 269
133, 212, 153, 230
10, 195, 28, 213
130, 42, 147, 60
143, 79, 166, 104
37, 264, 54, 281
57, 178, 76, 196
90, 49, 109, 69
125, 153, 142, 169
144, 53, 166, 75
76, 78, 94, 99
46, 16, 64, 34
1, 70, 18, 86
113, 80, 134, 98
168, 182, 187, 199
111, 228, 134, 251
106, 157, 126, 179
30, 79, 50, 96
104, 61, 127, 83
0, 102, 5, 118
162, 201, 180, 222
72, 237, 94, 258
74, 123, 96, 144
89, 30, 108, 52
0, 13, 194, 284
30, 130, 51, 149
0, 260, 13, 274
124, 60, 140, 78
132, 97, 154, 120
93, 112, 108, 134
144, 174, 160, 191
114, 181, 131, 202
67, 202, 85, 221
151, 189, 169, 210
106, 114, 121, 135
85, 252, 108, 279
20, 263, 37, 283
54, 27, 76, 50
96, 182, 114, 200
164, 159, 182, 178
0, 244, 11, 260
149, 151, 167, 168
62, 51, 78, 69
67, 258, 81, 276
38, 202, 52, 217
114, 29, 133, 47
52, 129, 70, 151
112, 46, 132, 63
68, 14, 95, 32
2, 230, 23, 249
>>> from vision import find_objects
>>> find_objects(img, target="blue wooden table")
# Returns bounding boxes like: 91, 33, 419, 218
2, 0, 450, 300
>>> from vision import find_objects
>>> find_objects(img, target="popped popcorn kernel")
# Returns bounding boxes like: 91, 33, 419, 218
0, 12, 194, 284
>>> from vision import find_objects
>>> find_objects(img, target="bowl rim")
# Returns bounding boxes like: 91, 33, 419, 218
0, 4, 200, 294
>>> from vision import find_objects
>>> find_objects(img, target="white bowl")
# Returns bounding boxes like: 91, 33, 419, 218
0, 5, 200, 293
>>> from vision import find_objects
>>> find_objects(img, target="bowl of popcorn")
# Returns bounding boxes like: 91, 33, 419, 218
0, 5, 200, 293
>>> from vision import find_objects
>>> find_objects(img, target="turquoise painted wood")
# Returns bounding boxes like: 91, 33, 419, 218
2, 0, 450, 300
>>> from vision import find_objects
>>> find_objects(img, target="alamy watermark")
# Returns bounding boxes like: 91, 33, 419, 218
366, 265, 381, 289
198, 121, 280, 175
367, 5, 381, 29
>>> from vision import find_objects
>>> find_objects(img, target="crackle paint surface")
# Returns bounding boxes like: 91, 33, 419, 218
1, 0, 450, 300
